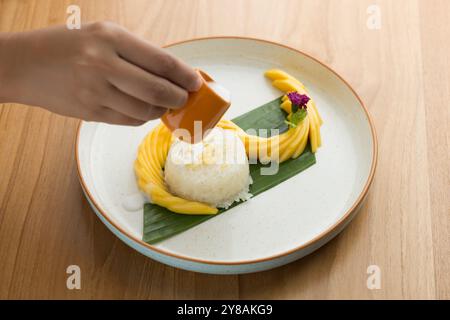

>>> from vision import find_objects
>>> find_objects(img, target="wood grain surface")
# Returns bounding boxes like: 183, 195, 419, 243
0, 0, 448, 299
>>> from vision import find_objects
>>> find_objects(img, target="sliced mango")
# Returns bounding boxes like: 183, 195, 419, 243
280, 99, 292, 113
265, 68, 322, 152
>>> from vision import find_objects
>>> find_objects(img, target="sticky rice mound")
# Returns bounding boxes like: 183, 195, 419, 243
164, 128, 252, 209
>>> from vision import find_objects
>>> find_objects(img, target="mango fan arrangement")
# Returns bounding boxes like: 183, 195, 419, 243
134, 69, 323, 244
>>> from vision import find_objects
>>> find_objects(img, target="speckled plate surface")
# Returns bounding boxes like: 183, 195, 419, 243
76, 37, 377, 274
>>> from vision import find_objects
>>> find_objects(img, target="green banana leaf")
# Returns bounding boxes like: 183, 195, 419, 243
143, 97, 316, 244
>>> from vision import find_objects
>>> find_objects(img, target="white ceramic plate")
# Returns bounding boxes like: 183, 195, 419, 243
76, 37, 377, 274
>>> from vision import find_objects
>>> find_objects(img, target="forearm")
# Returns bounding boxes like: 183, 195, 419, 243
0, 32, 13, 103
0, 31, 41, 105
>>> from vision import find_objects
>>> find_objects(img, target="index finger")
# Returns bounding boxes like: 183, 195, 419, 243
114, 29, 202, 92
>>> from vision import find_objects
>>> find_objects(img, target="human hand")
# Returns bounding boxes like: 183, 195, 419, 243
0, 22, 202, 125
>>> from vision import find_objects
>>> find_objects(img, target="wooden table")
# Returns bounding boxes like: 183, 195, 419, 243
0, 0, 448, 299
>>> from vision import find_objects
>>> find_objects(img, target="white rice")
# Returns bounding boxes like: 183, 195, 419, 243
164, 128, 252, 208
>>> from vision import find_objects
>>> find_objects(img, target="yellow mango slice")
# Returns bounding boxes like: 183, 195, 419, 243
280, 99, 292, 113
272, 79, 303, 93
266, 69, 322, 151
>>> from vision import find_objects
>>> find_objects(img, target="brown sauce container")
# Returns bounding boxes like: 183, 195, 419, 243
161, 70, 231, 144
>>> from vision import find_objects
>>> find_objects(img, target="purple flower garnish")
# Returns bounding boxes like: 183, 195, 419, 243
287, 92, 310, 109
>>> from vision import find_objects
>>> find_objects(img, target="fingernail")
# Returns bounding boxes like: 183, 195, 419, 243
177, 90, 189, 108
191, 76, 203, 92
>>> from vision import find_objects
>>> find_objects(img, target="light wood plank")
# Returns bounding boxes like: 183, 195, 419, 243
419, 0, 450, 300
0, 0, 447, 299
